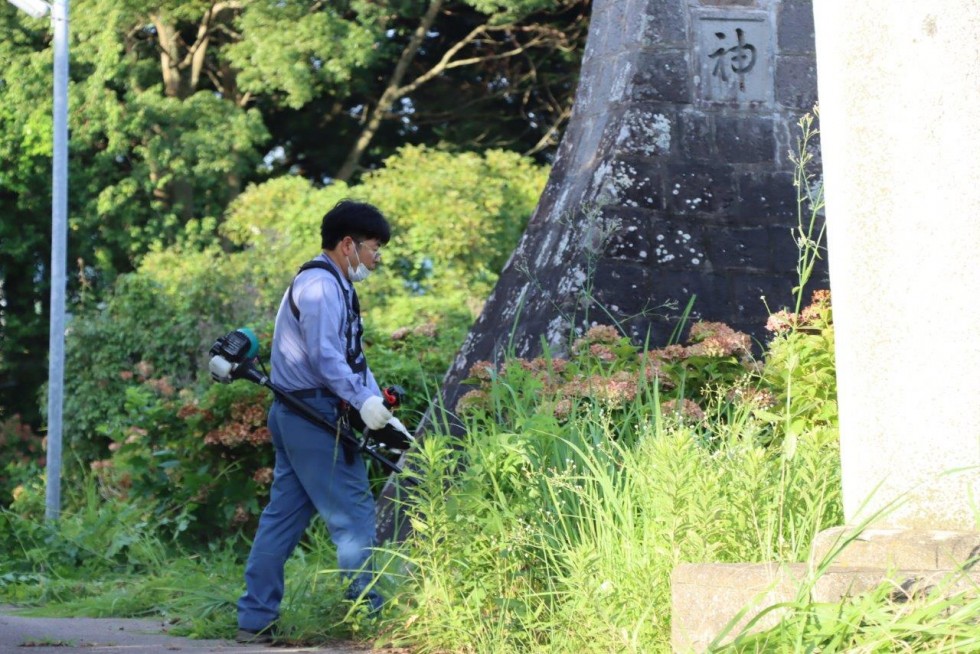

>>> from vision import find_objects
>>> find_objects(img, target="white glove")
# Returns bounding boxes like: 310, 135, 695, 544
359, 395, 392, 431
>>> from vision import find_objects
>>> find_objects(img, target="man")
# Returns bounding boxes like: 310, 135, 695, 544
237, 199, 404, 643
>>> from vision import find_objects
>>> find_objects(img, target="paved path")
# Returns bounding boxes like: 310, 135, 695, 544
0, 607, 371, 654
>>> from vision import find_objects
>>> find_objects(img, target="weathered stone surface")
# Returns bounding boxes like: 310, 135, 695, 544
676, 110, 715, 161
629, 50, 692, 104
777, 0, 815, 52
641, 0, 689, 46
811, 527, 980, 571
775, 55, 818, 110
432, 0, 822, 413
736, 171, 797, 220
731, 272, 796, 320
666, 164, 740, 216
671, 562, 806, 652
703, 225, 771, 269
614, 108, 675, 159
715, 115, 775, 163
601, 159, 665, 209
671, 530, 980, 652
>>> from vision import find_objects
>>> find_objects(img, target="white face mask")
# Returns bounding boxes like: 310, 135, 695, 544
347, 247, 371, 283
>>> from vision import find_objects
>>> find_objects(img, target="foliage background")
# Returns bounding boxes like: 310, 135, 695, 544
0, 0, 589, 430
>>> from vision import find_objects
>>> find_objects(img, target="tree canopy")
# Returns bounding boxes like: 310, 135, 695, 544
0, 0, 589, 428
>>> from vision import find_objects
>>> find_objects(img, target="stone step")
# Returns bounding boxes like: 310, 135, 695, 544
671, 559, 980, 653
810, 527, 980, 570
671, 562, 806, 653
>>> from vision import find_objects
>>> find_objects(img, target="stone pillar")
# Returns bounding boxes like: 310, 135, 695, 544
813, 0, 980, 530
672, 3, 980, 650
434, 0, 823, 416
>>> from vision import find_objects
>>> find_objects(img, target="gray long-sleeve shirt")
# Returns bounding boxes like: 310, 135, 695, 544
269, 254, 380, 410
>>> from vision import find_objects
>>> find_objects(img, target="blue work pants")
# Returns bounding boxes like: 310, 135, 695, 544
237, 395, 379, 631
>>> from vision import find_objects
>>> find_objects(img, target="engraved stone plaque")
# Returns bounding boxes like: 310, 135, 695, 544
694, 11, 772, 105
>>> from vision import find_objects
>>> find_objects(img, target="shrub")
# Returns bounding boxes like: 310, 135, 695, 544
761, 289, 837, 441
62, 274, 206, 465
1, 475, 172, 580
454, 320, 765, 437
0, 414, 43, 506
355, 145, 548, 300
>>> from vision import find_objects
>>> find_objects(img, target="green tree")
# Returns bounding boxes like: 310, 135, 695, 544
0, 0, 586, 430
356, 145, 548, 301
0, 8, 63, 427
240, 0, 589, 182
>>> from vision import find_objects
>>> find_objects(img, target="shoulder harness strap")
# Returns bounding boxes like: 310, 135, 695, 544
288, 260, 364, 368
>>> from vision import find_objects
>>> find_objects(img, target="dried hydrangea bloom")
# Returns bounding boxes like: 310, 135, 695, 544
413, 322, 438, 338
252, 467, 274, 485
647, 344, 688, 362
553, 398, 574, 421
810, 289, 831, 305
177, 404, 212, 421
660, 398, 706, 423
146, 376, 175, 397
589, 343, 618, 362
246, 427, 272, 446
687, 321, 721, 342
585, 324, 621, 343
202, 403, 269, 447
638, 354, 676, 389
468, 360, 495, 382
685, 339, 728, 358
456, 389, 490, 414
390, 327, 411, 341
800, 290, 833, 327
232, 505, 250, 525
687, 321, 752, 357
558, 376, 590, 399
638, 353, 663, 377
135, 360, 154, 380
125, 427, 147, 444
572, 323, 622, 353
525, 357, 568, 375
799, 304, 823, 326
765, 310, 797, 334
512, 357, 567, 393
593, 371, 639, 407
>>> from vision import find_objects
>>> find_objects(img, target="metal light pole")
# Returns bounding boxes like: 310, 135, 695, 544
6, 0, 69, 521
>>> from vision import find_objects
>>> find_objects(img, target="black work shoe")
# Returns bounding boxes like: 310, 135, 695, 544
235, 625, 276, 644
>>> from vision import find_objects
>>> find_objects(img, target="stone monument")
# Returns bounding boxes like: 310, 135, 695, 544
377, 0, 822, 542
436, 0, 822, 415
671, 1, 980, 650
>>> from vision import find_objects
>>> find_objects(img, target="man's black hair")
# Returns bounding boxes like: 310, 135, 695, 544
320, 199, 391, 250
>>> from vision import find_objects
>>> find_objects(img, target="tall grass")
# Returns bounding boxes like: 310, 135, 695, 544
381, 377, 844, 652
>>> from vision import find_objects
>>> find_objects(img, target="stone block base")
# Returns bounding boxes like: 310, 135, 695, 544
670, 529, 980, 653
